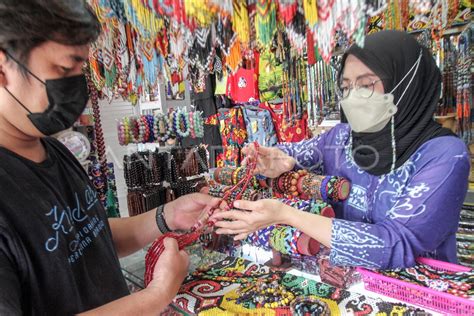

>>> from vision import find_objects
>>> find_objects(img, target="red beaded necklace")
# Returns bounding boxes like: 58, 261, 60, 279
144, 143, 260, 286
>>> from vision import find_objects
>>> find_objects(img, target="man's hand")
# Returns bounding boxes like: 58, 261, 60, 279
147, 238, 189, 300
164, 192, 221, 231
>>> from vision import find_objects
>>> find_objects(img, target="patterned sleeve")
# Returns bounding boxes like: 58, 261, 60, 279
330, 153, 470, 269
276, 125, 340, 172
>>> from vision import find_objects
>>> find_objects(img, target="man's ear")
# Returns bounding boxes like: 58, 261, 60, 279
0, 50, 7, 87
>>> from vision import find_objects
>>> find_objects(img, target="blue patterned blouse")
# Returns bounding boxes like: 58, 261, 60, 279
278, 124, 470, 269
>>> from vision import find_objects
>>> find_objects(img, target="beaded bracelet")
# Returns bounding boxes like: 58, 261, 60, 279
213, 168, 222, 183
194, 111, 204, 138
174, 108, 191, 138
188, 111, 196, 138
146, 114, 155, 142
130, 116, 140, 144
232, 167, 242, 185
140, 115, 150, 143
161, 114, 172, 142
153, 114, 160, 141
117, 120, 126, 146
290, 296, 330, 316
320, 176, 331, 202
123, 116, 131, 145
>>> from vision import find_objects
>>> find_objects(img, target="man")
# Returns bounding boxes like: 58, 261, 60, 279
0, 1, 217, 314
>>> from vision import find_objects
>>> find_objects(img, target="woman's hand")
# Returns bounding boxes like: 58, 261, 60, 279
164, 192, 221, 231
242, 143, 296, 178
211, 199, 295, 240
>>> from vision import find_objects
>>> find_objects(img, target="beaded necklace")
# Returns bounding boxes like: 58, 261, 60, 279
232, 0, 251, 48
303, 0, 318, 28
255, 0, 277, 48
278, 0, 298, 24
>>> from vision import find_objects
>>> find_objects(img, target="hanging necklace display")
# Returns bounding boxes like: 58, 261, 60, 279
186, 26, 214, 90
312, 0, 366, 63
89, 41, 106, 93
302, 0, 318, 29
277, 0, 298, 24
208, 0, 234, 17
123, 0, 164, 38
232, 0, 251, 48
456, 27, 472, 142
102, 23, 118, 92
286, 10, 307, 55
365, 0, 388, 17
216, 16, 235, 58
85, 71, 109, 205
255, 0, 277, 48
114, 22, 130, 98
140, 36, 163, 89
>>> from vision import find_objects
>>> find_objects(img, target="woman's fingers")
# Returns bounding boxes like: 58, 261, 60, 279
215, 228, 250, 235
214, 219, 248, 230
234, 233, 250, 241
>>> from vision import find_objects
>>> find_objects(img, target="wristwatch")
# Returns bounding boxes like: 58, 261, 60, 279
156, 204, 172, 234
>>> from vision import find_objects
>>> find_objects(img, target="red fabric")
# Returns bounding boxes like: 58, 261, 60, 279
260, 102, 308, 143
227, 68, 259, 103
278, 1, 298, 24
307, 28, 316, 65
171, 72, 181, 85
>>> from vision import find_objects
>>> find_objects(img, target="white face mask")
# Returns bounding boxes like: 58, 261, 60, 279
341, 89, 397, 133
341, 50, 422, 133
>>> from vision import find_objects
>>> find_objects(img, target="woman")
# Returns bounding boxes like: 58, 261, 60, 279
212, 30, 470, 270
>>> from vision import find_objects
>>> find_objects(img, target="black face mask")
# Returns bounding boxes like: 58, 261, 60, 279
4, 53, 89, 136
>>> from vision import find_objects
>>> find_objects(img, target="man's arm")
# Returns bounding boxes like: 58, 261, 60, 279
80, 238, 189, 315
109, 193, 220, 258
108, 206, 164, 258
78, 286, 172, 316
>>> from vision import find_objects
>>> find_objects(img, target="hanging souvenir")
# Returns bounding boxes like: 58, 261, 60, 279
89, 42, 106, 92
216, 16, 236, 57
102, 24, 118, 91
277, 0, 298, 24
184, 0, 215, 27
123, 0, 164, 37
109, 0, 127, 23
365, 0, 388, 17
114, 21, 130, 97
232, 0, 251, 47
226, 38, 243, 74
140, 36, 162, 88
208, 0, 234, 17
303, 0, 318, 28
255, 0, 277, 48
312, 0, 365, 63
286, 11, 307, 55
153, 0, 175, 17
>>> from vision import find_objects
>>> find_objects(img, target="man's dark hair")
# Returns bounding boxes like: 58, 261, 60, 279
0, 0, 101, 64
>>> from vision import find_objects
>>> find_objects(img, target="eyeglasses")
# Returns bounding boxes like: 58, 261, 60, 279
337, 78, 384, 99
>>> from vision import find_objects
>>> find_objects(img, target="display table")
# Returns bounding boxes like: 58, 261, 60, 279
120, 245, 438, 315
